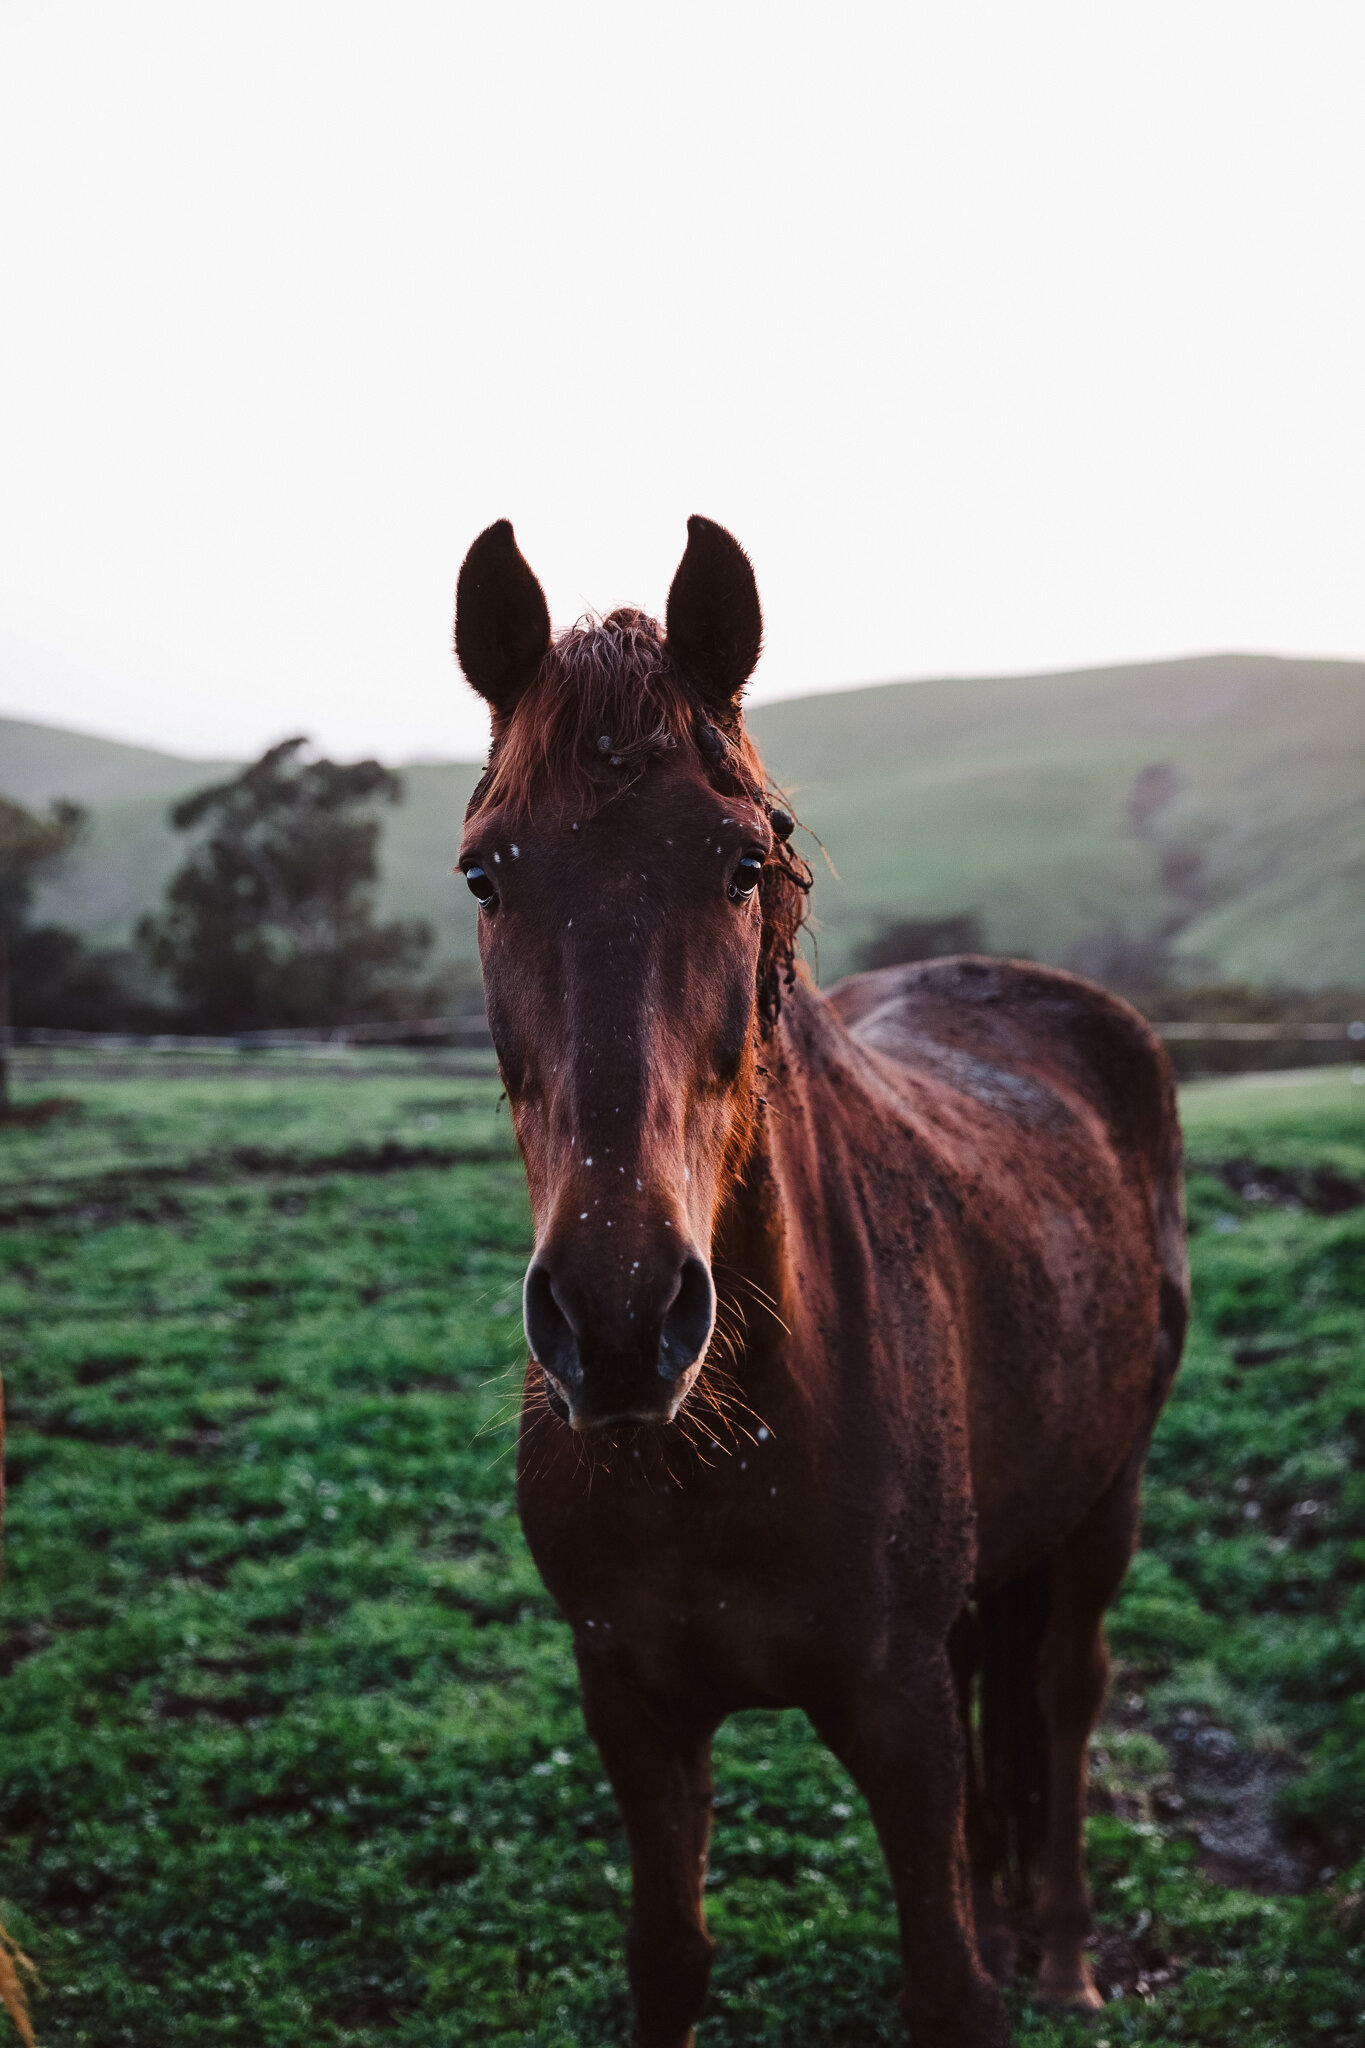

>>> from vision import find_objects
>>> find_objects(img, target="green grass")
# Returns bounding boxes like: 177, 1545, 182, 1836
1178, 1064, 1365, 1180
0, 1059, 1363, 2044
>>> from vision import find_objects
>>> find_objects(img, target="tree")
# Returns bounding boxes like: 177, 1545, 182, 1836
138, 737, 440, 1032
9, 924, 157, 1035
0, 796, 85, 1106
854, 912, 985, 972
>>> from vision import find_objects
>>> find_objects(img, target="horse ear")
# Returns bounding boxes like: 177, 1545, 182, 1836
454, 520, 552, 721
665, 515, 763, 715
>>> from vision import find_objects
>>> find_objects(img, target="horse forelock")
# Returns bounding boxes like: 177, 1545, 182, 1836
468, 609, 691, 818
465, 609, 812, 1028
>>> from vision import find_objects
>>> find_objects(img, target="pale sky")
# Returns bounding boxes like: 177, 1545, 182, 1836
2, 2, 1363, 764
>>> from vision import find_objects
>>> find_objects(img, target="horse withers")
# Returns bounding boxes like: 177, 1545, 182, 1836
453, 516, 1188, 2048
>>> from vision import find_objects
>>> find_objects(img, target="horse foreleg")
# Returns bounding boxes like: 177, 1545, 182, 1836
577, 1657, 716, 2048
1032, 1457, 1143, 2010
815, 1647, 1011, 2048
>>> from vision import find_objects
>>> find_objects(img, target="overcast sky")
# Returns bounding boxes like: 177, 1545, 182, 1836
2, 2, 1363, 764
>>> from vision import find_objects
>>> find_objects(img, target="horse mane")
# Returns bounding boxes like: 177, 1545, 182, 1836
465, 608, 812, 1029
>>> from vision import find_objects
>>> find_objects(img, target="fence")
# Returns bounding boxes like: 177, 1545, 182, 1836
13, 1018, 1364, 1051
12, 1017, 495, 1052
7, 1016, 1365, 1098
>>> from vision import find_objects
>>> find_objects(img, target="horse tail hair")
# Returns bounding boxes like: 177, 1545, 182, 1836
0, 1920, 36, 2047
978, 1561, 1052, 1909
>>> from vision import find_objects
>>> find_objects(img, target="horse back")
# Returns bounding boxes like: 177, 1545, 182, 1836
827, 954, 1179, 1193
827, 952, 1186, 1318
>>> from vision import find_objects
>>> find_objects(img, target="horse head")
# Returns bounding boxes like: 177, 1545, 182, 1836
455, 517, 807, 1430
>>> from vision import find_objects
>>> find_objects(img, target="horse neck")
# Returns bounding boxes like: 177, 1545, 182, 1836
710, 978, 834, 1367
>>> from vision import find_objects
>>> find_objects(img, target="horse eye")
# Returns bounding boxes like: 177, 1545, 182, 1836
727, 854, 764, 904
464, 864, 497, 908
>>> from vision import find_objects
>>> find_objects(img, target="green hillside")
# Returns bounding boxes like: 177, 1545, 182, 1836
0, 713, 234, 808
5, 650, 1363, 989
749, 653, 1365, 985
0, 717, 238, 957
0, 716, 486, 964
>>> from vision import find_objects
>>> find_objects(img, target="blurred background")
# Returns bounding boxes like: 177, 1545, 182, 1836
3, 1, 1362, 1069
2, 9, 1365, 2047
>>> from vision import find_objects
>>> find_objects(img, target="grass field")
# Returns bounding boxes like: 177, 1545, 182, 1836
0, 1055, 1363, 2045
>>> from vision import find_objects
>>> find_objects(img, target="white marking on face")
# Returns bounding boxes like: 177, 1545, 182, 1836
510, 844, 520, 858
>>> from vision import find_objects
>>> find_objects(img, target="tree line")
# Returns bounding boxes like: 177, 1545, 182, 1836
1, 739, 451, 1042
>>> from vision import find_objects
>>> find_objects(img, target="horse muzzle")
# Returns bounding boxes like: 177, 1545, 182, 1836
522, 1249, 716, 1430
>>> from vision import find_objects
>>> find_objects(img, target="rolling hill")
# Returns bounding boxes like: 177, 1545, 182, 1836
749, 653, 1365, 987
4, 650, 1363, 990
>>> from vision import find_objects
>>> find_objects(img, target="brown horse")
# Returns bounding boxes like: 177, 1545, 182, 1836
454, 517, 1188, 2048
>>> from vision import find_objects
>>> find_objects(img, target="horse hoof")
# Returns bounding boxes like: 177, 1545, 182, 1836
1039, 1957, 1105, 2007
1039, 1982, 1105, 2015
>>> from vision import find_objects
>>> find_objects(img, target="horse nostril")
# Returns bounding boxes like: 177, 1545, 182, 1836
523, 1263, 582, 1393
659, 1256, 716, 1383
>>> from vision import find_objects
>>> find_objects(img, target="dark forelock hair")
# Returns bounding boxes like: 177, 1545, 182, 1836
465, 609, 811, 1029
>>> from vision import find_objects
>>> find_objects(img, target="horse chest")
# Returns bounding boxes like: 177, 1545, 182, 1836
519, 1433, 940, 1712
581, 1577, 830, 1706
